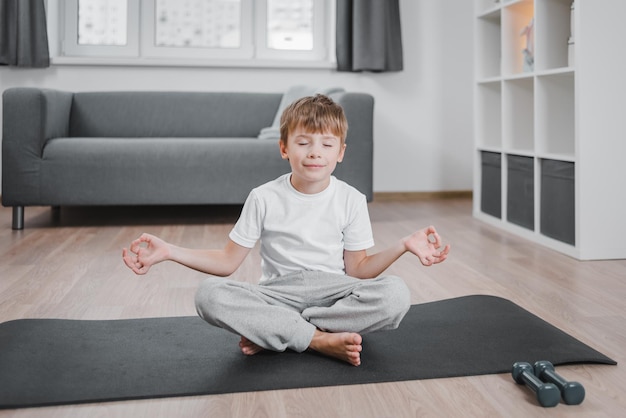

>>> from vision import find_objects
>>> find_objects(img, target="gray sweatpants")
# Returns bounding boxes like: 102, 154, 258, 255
195, 271, 411, 353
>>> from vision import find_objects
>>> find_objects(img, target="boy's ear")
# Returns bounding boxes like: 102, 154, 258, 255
337, 143, 347, 163
279, 139, 289, 160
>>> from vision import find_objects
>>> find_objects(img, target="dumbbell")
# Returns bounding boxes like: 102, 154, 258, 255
534, 360, 585, 405
512, 362, 560, 407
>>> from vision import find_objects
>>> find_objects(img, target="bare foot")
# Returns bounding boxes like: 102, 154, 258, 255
308, 329, 362, 366
239, 336, 265, 356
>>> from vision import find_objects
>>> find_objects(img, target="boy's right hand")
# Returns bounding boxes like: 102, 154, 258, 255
122, 233, 170, 275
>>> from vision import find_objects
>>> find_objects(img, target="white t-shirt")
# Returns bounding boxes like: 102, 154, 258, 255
229, 173, 374, 282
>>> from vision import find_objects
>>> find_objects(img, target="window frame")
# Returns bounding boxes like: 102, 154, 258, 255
51, 0, 335, 68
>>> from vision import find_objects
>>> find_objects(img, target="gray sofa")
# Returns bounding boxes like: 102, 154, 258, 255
2, 88, 374, 229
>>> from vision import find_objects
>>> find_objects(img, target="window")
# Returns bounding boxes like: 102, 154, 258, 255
56, 0, 331, 66
140, 0, 253, 59
256, 0, 327, 61
63, 0, 139, 57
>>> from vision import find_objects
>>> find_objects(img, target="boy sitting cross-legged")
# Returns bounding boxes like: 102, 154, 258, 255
123, 94, 450, 366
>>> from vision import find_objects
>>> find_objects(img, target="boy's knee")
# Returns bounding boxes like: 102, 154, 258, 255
380, 275, 411, 323
195, 277, 228, 322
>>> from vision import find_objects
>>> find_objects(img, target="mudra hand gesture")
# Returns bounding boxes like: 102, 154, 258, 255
122, 233, 170, 275
403, 226, 450, 266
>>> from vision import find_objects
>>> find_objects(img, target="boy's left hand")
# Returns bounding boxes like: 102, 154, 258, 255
404, 225, 450, 266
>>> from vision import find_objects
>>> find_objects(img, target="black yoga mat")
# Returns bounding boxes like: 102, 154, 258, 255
0, 295, 616, 409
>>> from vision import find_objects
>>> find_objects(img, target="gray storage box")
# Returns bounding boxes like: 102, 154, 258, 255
541, 159, 575, 245
507, 155, 534, 230
481, 151, 502, 219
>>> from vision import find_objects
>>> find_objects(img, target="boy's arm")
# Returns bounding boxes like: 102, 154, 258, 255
122, 233, 250, 277
344, 226, 450, 279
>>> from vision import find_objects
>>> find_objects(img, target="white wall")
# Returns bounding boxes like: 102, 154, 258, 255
0, 0, 474, 194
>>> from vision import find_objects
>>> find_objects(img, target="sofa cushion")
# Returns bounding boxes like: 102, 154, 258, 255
40, 137, 290, 205
69, 92, 282, 138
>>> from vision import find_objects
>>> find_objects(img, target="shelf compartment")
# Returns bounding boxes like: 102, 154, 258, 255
501, 0, 534, 76
534, 0, 573, 71
480, 151, 502, 219
476, 0, 501, 15
507, 154, 534, 230
476, 10, 502, 79
502, 77, 534, 152
536, 72, 575, 157
540, 159, 575, 245
476, 81, 502, 148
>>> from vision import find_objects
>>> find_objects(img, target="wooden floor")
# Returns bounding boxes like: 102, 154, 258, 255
0, 198, 624, 417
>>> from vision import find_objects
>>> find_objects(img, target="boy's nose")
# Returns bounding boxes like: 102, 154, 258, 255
308, 146, 322, 158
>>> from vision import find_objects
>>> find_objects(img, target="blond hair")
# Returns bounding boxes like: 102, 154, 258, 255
279, 94, 348, 146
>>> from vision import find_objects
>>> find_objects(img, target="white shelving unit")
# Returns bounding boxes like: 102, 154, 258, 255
473, 0, 626, 260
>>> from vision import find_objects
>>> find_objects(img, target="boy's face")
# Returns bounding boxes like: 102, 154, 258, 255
279, 126, 346, 194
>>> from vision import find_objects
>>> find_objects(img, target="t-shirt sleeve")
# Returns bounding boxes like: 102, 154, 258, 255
343, 193, 375, 251
229, 191, 263, 248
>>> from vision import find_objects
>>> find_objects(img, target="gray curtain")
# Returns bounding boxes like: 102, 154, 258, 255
0, 0, 50, 67
336, 0, 403, 72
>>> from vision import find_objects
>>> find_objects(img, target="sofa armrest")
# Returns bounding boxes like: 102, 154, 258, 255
331, 92, 375, 201
2, 88, 73, 205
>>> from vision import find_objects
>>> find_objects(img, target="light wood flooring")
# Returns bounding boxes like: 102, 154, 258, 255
0, 197, 624, 417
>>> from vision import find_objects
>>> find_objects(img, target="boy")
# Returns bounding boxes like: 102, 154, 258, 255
123, 94, 450, 366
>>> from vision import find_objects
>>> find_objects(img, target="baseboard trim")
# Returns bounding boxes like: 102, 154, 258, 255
373, 190, 472, 201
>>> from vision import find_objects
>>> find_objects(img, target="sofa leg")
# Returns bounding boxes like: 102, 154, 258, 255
12, 206, 24, 230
